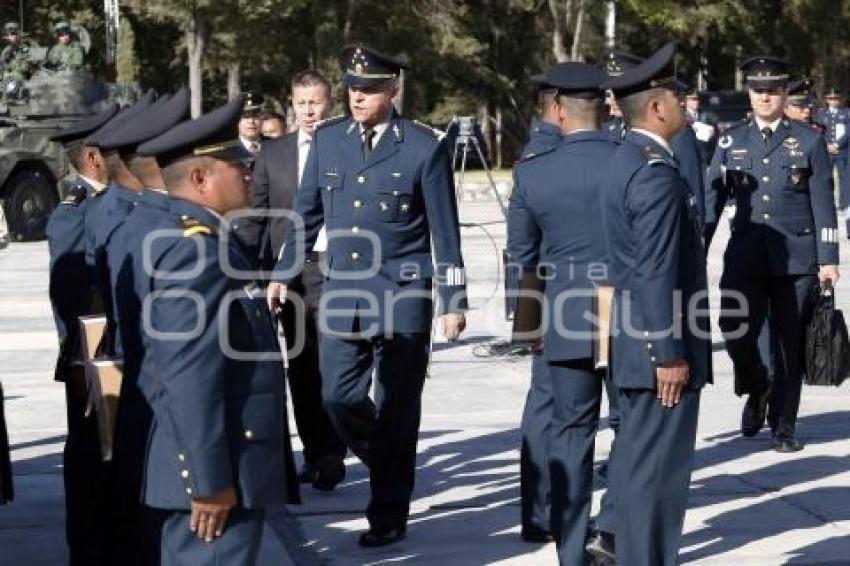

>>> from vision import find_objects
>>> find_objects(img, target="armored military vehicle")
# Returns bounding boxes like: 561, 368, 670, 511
0, 28, 117, 241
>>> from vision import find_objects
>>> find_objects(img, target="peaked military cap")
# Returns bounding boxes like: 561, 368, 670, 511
342, 44, 409, 88
85, 89, 158, 148
54, 21, 71, 34
531, 62, 607, 99
137, 94, 252, 166
99, 87, 191, 153
3, 22, 19, 34
604, 50, 644, 77
740, 56, 790, 89
604, 43, 686, 97
50, 102, 120, 144
242, 92, 264, 115
787, 78, 814, 107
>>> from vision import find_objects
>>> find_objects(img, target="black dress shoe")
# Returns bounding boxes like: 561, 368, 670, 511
741, 387, 771, 437
312, 457, 345, 492
358, 526, 407, 547
772, 436, 804, 453
296, 463, 316, 484
520, 526, 554, 543
585, 530, 616, 562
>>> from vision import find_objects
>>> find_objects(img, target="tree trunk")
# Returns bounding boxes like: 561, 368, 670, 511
547, 0, 570, 62
187, 9, 206, 118
227, 61, 241, 101
570, 0, 584, 61
343, 0, 357, 42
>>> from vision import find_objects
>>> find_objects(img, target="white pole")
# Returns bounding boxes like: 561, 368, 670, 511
605, 1, 616, 50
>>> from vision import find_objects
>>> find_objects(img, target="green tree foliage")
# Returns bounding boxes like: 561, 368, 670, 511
3, 0, 849, 160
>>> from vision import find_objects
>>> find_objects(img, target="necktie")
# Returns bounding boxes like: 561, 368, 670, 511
761, 127, 773, 144
362, 128, 375, 160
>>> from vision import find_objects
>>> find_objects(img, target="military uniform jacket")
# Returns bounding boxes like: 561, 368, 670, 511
508, 130, 616, 362
706, 119, 839, 275
46, 176, 94, 382
138, 198, 296, 510
85, 184, 138, 357
601, 131, 711, 390
274, 114, 467, 335
815, 107, 850, 153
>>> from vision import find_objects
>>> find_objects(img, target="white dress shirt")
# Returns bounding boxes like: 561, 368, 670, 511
297, 128, 327, 253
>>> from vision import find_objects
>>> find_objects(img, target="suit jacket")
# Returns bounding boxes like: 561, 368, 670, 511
273, 114, 468, 335
508, 130, 617, 361
601, 131, 711, 391
138, 198, 299, 510
705, 118, 839, 275
238, 132, 299, 267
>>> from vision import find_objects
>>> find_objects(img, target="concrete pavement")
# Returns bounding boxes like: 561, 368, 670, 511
1, 197, 849, 565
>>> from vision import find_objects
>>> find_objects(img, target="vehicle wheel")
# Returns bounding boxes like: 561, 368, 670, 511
2, 169, 58, 241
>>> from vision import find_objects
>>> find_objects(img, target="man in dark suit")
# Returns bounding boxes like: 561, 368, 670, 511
239, 70, 347, 491
600, 43, 711, 565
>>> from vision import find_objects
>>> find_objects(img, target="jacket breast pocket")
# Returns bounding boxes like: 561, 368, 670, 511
322, 172, 344, 217
376, 186, 415, 223
782, 157, 811, 191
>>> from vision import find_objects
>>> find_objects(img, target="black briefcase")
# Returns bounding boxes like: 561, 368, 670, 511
804, 283, 850, 387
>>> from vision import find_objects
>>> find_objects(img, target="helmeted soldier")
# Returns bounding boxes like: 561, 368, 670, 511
44, 21, 85, 72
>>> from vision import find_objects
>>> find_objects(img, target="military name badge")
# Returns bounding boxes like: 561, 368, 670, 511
718, 134, 733, 149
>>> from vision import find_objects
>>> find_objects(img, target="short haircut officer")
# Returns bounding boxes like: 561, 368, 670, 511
135, 95, 299, 564
600, 43, 712, 565
706, 56, 839, 452
816, 88, 850, 210
508, 62, 620, 564
46, 101, 118, 565
93, 88, 192, 564
267, 44, 468, 547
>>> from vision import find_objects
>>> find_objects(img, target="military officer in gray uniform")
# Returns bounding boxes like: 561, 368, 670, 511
134, 95, 298, 564
267, 45, 468, 547
509, 62, 619, 565
816, 88, 850, 209
706, 57, 839, 452
512, 69, 565, 545
46, 103, 118, 565
600, 43, 711, 565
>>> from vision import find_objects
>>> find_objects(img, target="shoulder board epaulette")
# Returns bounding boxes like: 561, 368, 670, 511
642, 146, 667, 166
180, 216, 214, 238
314, 115, 347, 131
411, 119, 446, 140
518, 146, 556, 163
60, 185, 88, 206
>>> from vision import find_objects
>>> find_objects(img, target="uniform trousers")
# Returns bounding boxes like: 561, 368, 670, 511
280, 256, 346, 469
160, 507, 264, 566
613, 388, 700, 566
519, 354, 552, 534
320, 331, 430, 529
720, 269, 818, 438
549, 359, 615, 566
63, 377, 109, 565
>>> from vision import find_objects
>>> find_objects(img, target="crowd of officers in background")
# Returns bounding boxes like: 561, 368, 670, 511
0, 20, 85, 79
32, 34, 846, 566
